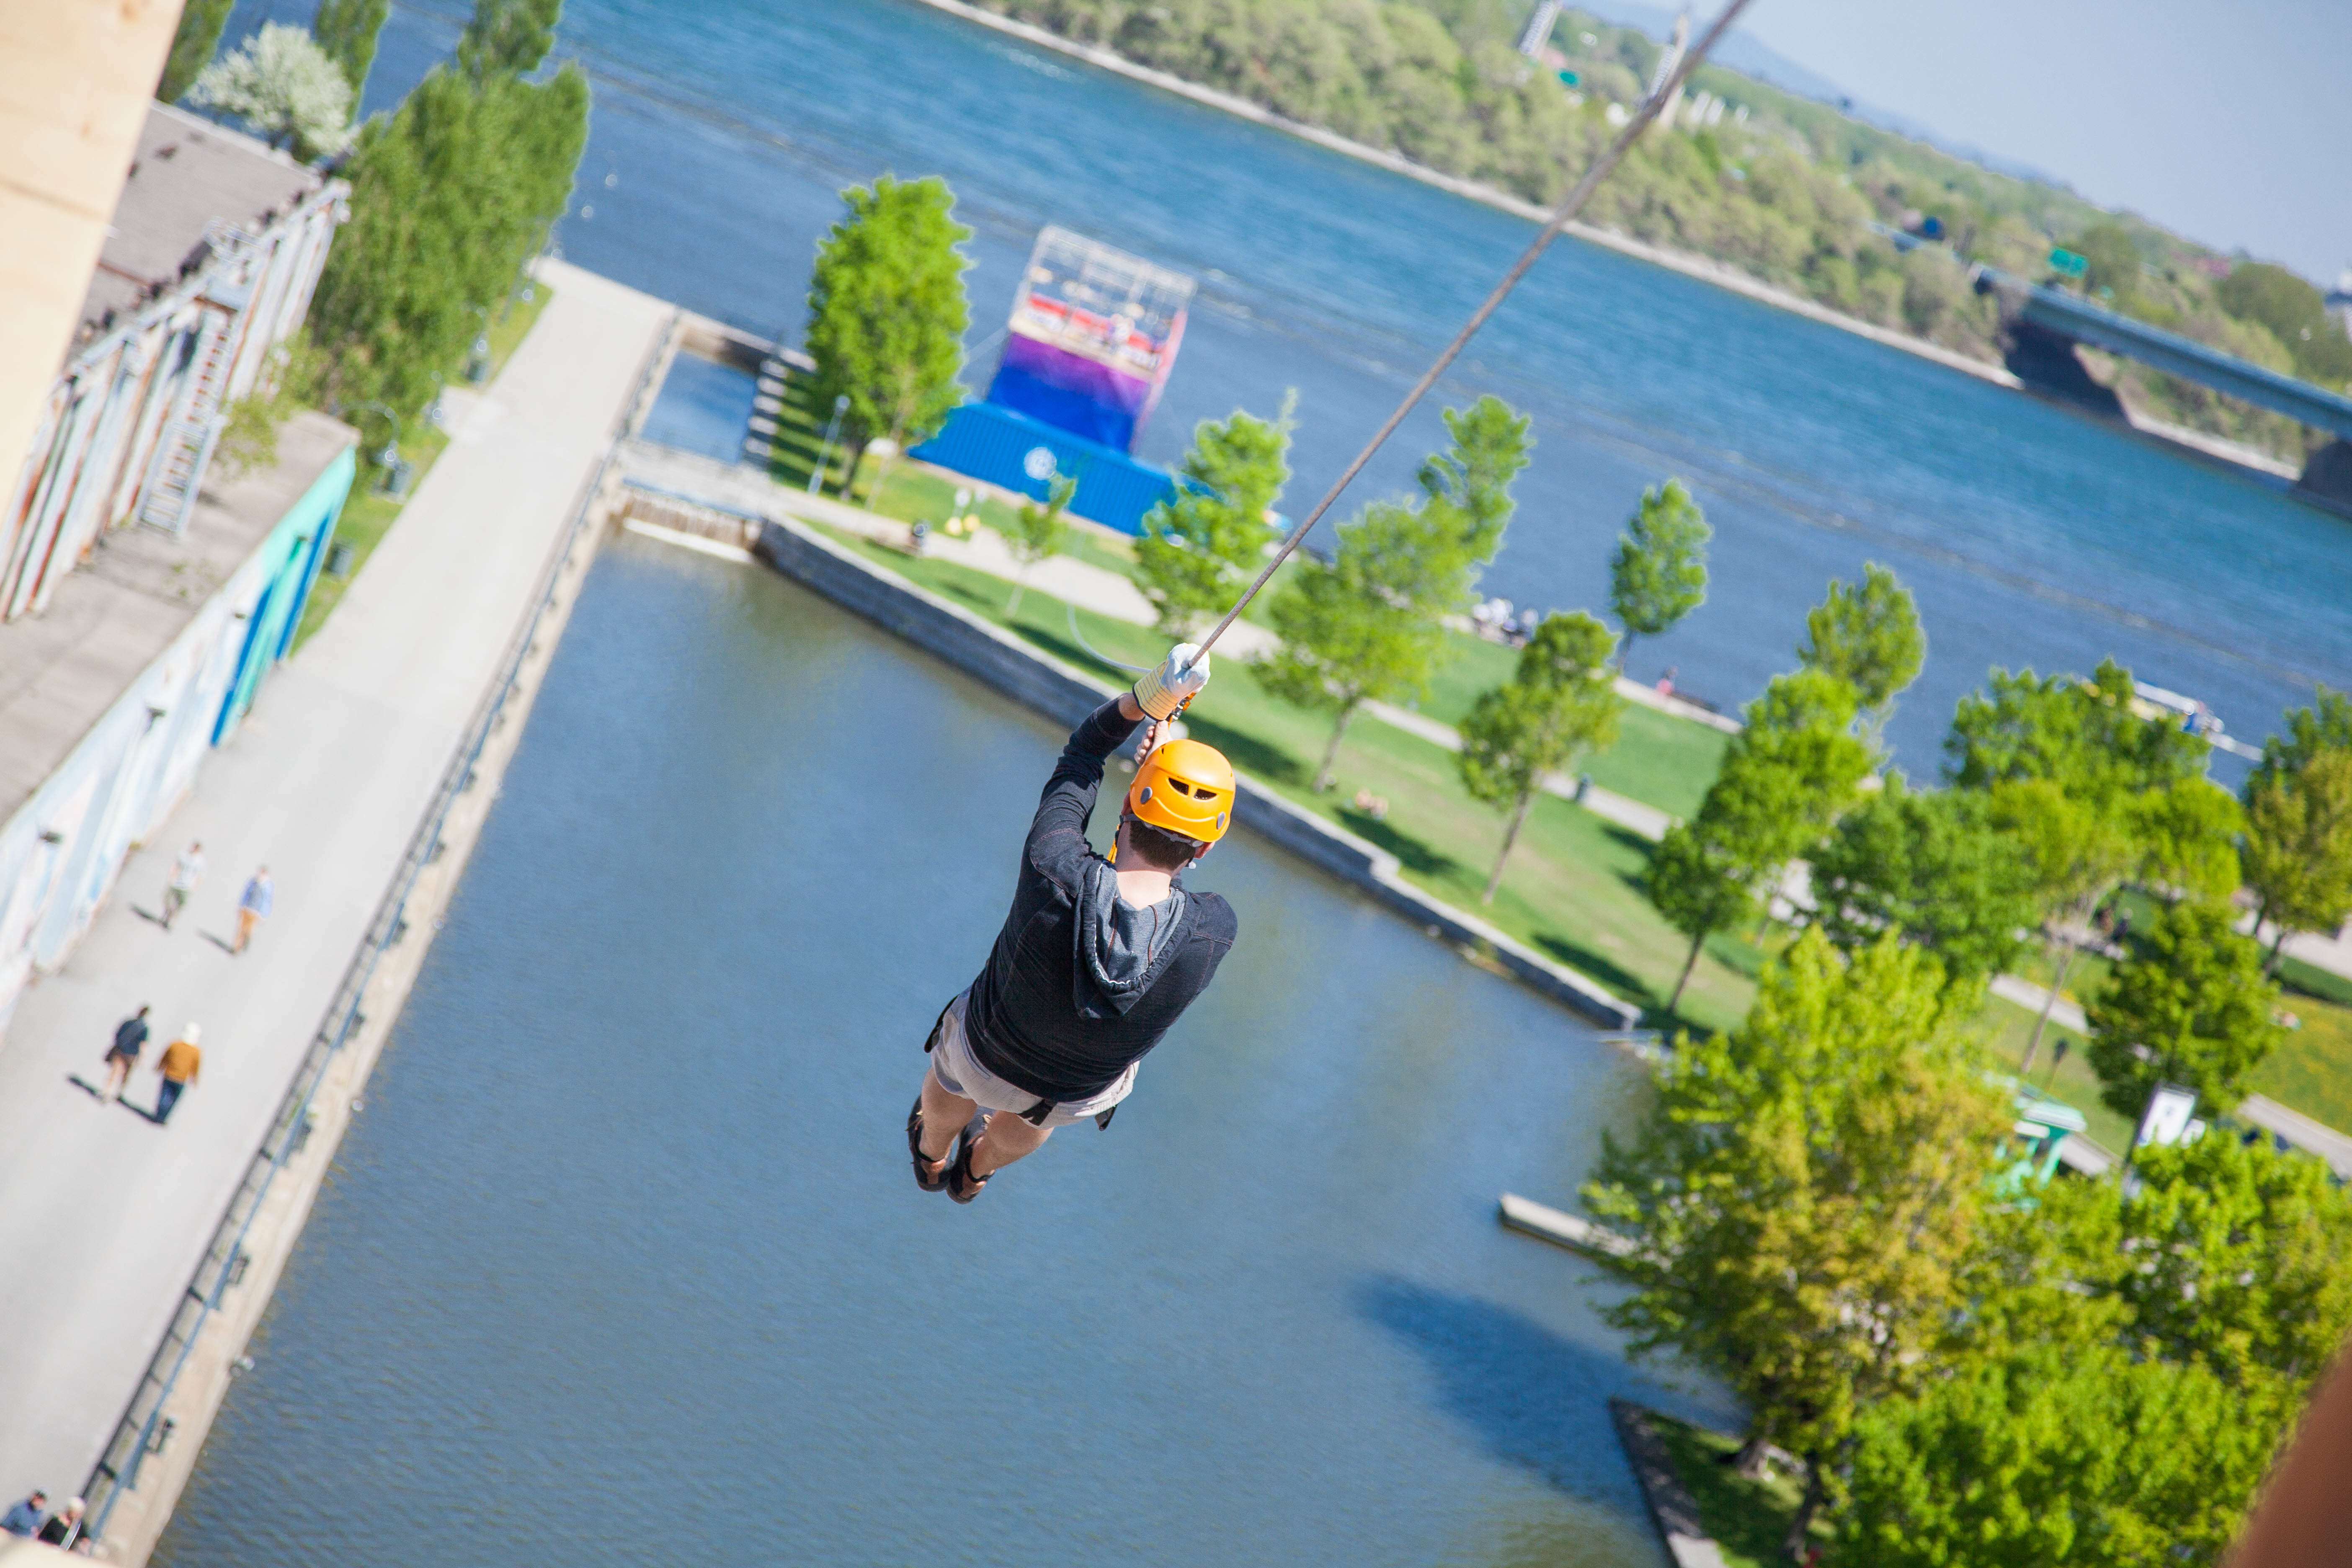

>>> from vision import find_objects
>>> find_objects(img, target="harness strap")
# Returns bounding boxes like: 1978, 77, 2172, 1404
921, 1001, 952, 1055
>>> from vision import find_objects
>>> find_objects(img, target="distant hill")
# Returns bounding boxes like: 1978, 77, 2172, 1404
1562, 0, 2071, 191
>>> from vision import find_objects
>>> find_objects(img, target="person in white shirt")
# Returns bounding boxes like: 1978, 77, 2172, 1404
162, 840, 204, 932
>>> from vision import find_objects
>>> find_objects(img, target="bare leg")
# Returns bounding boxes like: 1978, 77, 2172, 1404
968, 1110, 1052, 1179
918, 1066, 975, 1164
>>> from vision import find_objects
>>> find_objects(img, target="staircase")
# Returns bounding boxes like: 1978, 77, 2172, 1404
136, 307, 238, 534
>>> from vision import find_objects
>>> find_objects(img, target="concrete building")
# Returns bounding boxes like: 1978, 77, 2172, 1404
2, 104, 345, 621
0, 107, 356, 1032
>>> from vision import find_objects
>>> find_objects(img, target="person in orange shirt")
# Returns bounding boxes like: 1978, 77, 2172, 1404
154, 1023, 201, 1124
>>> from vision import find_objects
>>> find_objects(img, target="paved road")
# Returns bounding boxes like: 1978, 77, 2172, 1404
0, 261, 671, 1507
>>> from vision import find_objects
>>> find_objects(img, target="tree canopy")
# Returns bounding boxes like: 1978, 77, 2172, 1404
2243, 748, 2352, 967
803, 175, 972, 499
1808, 779, 2035, 992
1134, 406, 1291, 634
159, 0, 236, 104
2218, 262, 2352, 386
1258, 397, 1527, 787
1588, 931, 2007, 1555
189, 23, 356, 161
2084, 898, 2281, 1121
1607, 479, 1709, 670
1457, 610, 1622, 903
459, 0, 564, 77
1798, 562, 1924, 724
308, 62, 590, 424
312, 0, 391, 103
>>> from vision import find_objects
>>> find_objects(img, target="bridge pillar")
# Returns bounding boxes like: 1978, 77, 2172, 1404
2295, 441, 2352, 516
2001, 320, 2126, 420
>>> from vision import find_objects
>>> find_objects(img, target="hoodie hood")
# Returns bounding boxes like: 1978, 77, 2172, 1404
1072, 857, 1191, 1019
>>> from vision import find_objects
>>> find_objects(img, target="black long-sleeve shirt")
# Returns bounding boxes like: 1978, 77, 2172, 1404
961, 699, 1238, 1103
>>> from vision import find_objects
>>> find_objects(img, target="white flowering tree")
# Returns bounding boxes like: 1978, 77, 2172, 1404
191, 24, 355, 162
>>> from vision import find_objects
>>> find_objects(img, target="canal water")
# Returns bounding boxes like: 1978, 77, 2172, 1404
156, 536, 1728, 1566
217, 0, 2352, 775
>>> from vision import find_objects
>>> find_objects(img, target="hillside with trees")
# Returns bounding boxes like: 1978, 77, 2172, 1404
973, 0, 2349, 462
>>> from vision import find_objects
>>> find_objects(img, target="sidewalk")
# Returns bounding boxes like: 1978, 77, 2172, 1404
0, 260, 672, 1508
621, 440, 1680, 839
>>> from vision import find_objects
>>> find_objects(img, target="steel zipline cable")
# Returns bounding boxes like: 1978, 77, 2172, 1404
1189, 0, 1757, 660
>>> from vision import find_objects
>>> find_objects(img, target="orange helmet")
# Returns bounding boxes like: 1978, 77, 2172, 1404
1126, 738, 1235, 846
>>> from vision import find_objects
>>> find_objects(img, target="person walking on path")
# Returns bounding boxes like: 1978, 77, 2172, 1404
162, 839, 204, 931
155, 1024, 202, 1124
232, 865, 273, 954
0, 1491, 46, 1536
100, 1005, 152, 1103
908, 645, 1238, 1204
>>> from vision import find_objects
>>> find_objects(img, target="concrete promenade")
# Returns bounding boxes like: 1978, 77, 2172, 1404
0, 260, 672, 1517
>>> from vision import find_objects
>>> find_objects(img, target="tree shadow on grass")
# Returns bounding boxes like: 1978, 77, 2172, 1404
1336, 807, 1462, 879
1353, 1274, 1669, 1508
1528, 933, 1654, 1008
1181, 714, 1308, 790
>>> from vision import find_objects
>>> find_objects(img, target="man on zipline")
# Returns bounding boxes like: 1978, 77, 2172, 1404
909, 645, 1236, 1203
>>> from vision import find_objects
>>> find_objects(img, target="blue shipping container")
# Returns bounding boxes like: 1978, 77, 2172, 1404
909, 402, 1193, 536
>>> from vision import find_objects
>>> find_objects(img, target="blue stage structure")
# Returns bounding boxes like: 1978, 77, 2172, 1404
910, 227, 1202, 536
910, 402, 1194, 537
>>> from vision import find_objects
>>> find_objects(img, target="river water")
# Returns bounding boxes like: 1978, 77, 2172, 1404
214, 0, 2352, 771
155, 537, 1723, 1565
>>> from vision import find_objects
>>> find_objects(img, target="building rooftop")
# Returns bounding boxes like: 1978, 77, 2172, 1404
76, 104, 325, 344
0, 411, 356, 823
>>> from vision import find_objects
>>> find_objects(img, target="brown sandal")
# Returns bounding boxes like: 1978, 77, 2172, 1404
946, 1121, 991, 1204
907, 1097, 949, 1192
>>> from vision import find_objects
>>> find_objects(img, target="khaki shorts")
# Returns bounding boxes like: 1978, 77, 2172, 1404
925, 990, 1135, 1129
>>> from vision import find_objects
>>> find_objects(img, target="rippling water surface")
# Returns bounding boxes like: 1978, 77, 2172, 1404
156, 539, 1728, 1565
222, 0, 2352, 771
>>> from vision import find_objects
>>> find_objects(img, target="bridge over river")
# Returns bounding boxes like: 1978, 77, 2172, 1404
1978, 266, 2352, 509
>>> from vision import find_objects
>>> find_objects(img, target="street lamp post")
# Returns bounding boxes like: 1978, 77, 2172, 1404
352, 402, 413, 499
464, 304, 493, 385
808, 393, 850, 496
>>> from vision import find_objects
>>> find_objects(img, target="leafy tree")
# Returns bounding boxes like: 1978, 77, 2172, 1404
2067, 221, 2143, 306
2085, 898, 2281, 1122
2117, 1133, 2352, 1387
1808, 779, 2036, 993
1257, 397, 1527, 785
1586, 932, 2008, 1555
1990, 777, 2138, 1073
2218, 262, 2352, 385
1798, 562, 1924, 732
2243, 748, 2352, 969
1134, 407, 1290, 634
1457, 611, 1623, 903
1607, 479, 1709, 673
1002, 473, 1074, 616
312, 0, 390, 104
1649, 670, 1874, 1011
1946, 659, 2207, 802
459, 0, 563, 77
1837, 1343, 2290, 1568
803, 175, 972, 501
189, 23, 355, 161
2130, 776, 2243, 903
159, 0, 235, 103
308, 64, 589, 422
2246, 686, 2352, 798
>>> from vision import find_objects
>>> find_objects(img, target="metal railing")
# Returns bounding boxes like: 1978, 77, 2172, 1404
81, 303, 681, 1545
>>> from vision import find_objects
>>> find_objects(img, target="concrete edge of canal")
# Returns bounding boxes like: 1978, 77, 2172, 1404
726, 498, 1645, 1033
79, 304, 686, 1567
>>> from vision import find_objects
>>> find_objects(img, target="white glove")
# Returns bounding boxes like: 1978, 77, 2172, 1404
1132, 643, 1210, 720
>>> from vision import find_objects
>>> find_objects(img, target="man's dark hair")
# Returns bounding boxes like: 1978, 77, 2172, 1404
1121, 814, 1203, 873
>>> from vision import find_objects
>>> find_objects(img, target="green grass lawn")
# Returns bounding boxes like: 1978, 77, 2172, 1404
804, 521, 1764, 1034
1649, 1414, 1820, 1568
293, 285, 552, 649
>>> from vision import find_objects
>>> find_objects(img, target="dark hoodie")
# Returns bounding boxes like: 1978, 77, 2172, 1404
960, 699, 1238, 1104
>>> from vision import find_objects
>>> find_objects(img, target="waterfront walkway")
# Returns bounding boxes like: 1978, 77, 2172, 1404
0, 261, 672, 1510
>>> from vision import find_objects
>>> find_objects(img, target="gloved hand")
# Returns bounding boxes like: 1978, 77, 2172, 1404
1132, 642, 1210, 720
